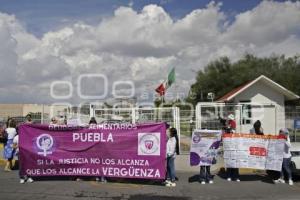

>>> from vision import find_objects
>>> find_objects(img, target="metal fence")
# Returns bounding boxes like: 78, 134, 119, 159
285, 106, 300, 142
1, 104, 299, 152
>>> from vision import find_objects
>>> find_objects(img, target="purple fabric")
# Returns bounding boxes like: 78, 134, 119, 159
19, 123, 166, 180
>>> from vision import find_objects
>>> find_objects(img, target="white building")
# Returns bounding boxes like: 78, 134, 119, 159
215, 75, 299, 134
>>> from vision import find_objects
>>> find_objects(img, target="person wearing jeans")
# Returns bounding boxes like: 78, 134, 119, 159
225, 114, 240, 182
274, 128, 293, 185
199, 166, 213, 184
226, 168, 240, 182
165, 127, 179, 187
166, 155, 175, 184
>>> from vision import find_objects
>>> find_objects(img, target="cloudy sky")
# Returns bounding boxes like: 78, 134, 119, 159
0, 0, 300, 105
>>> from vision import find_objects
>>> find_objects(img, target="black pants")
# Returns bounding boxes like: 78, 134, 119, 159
200, 166, 212, 182
227, 168, 239, 180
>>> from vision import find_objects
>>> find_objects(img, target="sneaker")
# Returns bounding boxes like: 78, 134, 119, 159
274, 178, 285, 184
101, 177, 107, 183
288, 179, 294, 186
209, 180, 214, 184
236, 179, 240, 182
166, 182, 176, 187
27, 177, 34, 183
201, 181, 206, 185
20, 179, 25, 184
95, 177, 100, 182
76, 178, 82, 181
279, 178, 285, 183
4, 167, 11, 172
273, 179, 280, 184
280, 179, 285, 183
170, 182, 176, 187
227, 178, 231, 182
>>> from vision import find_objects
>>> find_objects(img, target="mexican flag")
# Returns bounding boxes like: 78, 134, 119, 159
155, 68, 175, 96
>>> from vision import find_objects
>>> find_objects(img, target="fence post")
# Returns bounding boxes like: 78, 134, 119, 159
89, 104, 94, 118
195, 104, 201, 130
132, 107, 136, 124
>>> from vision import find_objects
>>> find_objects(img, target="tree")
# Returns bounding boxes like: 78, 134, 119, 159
187, 54, 300, 105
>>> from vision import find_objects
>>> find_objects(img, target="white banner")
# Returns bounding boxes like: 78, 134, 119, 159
223, 134, 286, 171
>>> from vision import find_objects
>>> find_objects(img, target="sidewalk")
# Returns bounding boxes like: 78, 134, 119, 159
175, 154, 256, 174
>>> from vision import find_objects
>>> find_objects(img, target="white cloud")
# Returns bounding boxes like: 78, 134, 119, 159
0, 13, 18, 86
223, 1, 300, 45
0, 1, 300, 104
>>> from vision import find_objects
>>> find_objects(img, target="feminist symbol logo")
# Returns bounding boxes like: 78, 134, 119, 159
138, 133, 160, 156
36, 134, 54, 156
193, 135, 201, 143
145, 140, 154, 150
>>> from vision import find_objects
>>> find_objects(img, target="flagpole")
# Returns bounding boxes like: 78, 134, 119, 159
162, 94, 165, 103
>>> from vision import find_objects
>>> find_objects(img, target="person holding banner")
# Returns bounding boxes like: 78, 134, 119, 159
190, 129, 222, 185
225, 114, 240, 182
25, 114, 33, 124
273, 128, 293, 186
165, 127, 179, 187
250, 120, 264, 135
226, 114, 236, 133
3, 118, 17, 172
199, 157, 215, 185
89, 117, 107, 183
50, 117, 58, 125
13, 132, 34, 183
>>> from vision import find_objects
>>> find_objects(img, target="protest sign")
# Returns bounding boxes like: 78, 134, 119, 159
223, 134, 286, 171
190, 130, 222, 166
18, 122, 166, 180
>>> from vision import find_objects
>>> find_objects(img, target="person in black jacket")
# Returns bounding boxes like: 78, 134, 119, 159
250, 120, 264, 135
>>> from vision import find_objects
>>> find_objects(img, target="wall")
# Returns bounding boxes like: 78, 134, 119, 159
0, 104, 23, 120
233, 80, 285, 134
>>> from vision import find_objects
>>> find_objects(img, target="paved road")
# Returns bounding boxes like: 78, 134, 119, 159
0, 169, 300, 200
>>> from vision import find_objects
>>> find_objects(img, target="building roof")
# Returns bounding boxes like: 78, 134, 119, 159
217, 75, 300, 102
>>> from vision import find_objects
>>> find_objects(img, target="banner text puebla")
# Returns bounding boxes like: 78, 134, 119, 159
19, 123, 167, 180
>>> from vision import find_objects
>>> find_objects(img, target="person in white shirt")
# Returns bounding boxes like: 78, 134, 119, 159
12, 134, 33, 184
165, 127, 179, 187
3, 118, 17, 171
274, 128, 293, 186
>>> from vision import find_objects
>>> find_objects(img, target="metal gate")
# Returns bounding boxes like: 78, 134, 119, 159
91, 105, 181, 147
196, 102, 278, 134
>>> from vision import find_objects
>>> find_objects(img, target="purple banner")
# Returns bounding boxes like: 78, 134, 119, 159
19, 123, 167, 180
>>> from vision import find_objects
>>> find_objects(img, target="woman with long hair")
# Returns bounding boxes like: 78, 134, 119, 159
165, 127, 179, 187
250, 120, 264, 135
